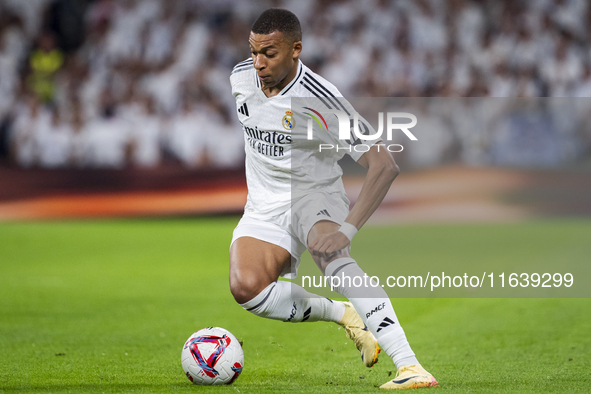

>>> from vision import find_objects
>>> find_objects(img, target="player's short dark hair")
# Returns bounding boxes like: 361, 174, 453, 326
251, 8, 302, 44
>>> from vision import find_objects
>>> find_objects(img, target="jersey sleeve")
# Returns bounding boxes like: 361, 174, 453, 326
297, 70, 379, 162
230, 58, 254, 101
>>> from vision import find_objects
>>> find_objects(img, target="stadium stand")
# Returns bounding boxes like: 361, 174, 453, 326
0, 0, 590, 170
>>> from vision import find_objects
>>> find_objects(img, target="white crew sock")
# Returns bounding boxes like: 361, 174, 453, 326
240, 281, 346, 323
325, 257, 419, 369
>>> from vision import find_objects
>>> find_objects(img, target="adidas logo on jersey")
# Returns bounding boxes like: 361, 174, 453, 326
316, 209, 331, 217
238, 103, 249, 116
376, 317, 395, 332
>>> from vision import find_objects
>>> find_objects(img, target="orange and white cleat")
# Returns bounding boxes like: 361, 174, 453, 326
338, 301, 380, 367
380, 364, 439, 390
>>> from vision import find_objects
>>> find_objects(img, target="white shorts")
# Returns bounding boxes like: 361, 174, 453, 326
231, 192, 350, 279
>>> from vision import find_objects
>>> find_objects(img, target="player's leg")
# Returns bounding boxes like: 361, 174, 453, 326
309, 221, 438, 389
229, 236, 345, 323
229, 236, 288, 305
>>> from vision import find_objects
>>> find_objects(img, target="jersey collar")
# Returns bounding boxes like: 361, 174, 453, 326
256, 60, 304, 97
279, 60, 303, 96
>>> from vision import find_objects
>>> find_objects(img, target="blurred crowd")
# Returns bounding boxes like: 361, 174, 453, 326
0, 0, 590, 170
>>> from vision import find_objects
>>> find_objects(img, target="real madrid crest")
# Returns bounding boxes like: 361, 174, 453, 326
282, 110, 294, 130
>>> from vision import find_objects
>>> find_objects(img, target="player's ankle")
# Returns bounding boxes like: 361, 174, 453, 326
395, 356, 420, 369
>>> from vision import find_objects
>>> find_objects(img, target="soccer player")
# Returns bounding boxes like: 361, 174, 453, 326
229, 8, 438, 390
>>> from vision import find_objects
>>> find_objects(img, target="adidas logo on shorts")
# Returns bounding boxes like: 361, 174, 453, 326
316, 209, 331, 217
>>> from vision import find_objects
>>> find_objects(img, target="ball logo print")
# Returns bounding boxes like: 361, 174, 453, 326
228, 362, 244, 384
181, 327, 244, 385
184, 334, 229, 378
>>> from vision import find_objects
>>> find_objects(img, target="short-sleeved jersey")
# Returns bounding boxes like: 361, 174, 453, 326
230, 59, 376, 219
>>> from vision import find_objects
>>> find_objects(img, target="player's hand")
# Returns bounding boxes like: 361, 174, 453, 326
308, 231, 350, 259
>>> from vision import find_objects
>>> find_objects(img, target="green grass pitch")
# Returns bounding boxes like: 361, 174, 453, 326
1, 218, 590, 393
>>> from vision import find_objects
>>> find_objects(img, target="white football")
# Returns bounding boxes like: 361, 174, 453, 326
181, 327, 244, 385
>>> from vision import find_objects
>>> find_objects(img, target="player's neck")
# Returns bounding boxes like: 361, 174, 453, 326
262, 59, 299, 98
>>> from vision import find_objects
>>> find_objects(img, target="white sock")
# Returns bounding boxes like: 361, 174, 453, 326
325, 257, 419, 369
240, 281, 346, 323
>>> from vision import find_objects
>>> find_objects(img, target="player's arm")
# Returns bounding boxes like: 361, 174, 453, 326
347, 143, 399, 229
308, 144, 399, 258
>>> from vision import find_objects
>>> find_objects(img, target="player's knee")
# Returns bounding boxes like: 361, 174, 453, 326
229, 272, 268, 305
314, 249, 350, 275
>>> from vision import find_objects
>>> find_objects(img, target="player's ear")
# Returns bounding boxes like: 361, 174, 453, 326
292, 40, 302, 59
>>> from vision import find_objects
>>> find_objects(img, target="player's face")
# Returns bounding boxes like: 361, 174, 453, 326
249, 31, 301, 89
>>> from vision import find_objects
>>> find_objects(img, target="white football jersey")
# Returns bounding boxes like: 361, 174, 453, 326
230, 59, 376, 219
